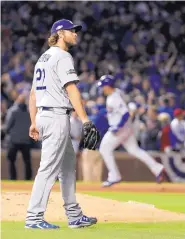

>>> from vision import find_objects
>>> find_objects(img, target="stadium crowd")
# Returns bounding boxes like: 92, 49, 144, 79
1, 1, 185, 153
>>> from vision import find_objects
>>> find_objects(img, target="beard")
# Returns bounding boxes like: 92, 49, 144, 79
65, 39, 77, 49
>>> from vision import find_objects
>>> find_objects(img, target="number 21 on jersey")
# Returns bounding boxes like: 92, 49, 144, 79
36, 68, 46, 90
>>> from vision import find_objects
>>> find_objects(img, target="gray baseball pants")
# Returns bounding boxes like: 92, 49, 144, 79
26, 108, 82, 224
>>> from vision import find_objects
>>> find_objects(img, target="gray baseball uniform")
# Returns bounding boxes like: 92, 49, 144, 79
26, 46, 83, 224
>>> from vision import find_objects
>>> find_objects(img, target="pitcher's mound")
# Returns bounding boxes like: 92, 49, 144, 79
2, 192, 185, 222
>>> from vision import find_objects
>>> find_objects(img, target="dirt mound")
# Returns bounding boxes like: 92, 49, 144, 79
2, 192, 185, 223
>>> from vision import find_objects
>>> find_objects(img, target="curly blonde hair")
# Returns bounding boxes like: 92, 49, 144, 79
48, 33, 59, 46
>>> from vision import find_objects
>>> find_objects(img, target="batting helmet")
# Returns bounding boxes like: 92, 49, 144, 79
97, 75, 115, 88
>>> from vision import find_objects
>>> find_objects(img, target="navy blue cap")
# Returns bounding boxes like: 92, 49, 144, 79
51, 19, 82, 34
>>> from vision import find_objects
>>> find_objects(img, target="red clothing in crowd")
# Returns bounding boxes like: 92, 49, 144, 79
160, 125, 171, 151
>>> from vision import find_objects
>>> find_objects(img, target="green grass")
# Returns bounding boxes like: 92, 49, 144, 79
83, 191, 185, 213
2, 222, 185, 239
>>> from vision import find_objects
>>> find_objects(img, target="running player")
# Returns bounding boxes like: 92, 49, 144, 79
97, 75, 166, 187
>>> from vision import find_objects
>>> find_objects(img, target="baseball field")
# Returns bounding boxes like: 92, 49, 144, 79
2, 181, 185, 239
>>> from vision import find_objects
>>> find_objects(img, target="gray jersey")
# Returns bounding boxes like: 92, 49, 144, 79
32, 46, 79, 108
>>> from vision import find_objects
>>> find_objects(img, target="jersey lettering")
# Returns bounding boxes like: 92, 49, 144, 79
66, 69, 76, 75
38, 54, 51, 62
36, 68, 46, 90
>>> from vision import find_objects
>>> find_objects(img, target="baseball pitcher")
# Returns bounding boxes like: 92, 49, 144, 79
25, 19, 100, 229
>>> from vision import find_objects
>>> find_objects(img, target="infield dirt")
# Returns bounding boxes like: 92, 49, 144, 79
2, 182, 185, 223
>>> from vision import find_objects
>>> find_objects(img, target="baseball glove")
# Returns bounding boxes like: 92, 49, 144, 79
80, 121, 100, 150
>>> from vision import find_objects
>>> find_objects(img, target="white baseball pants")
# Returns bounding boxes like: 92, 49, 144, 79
99, 128, 164, 182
